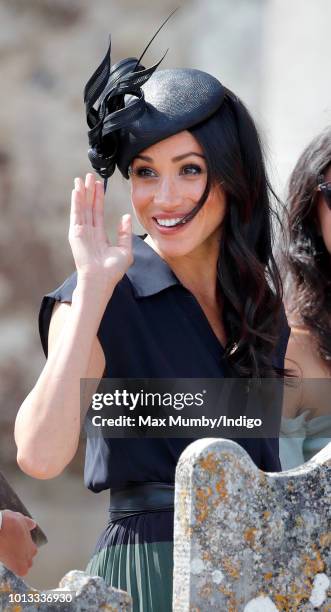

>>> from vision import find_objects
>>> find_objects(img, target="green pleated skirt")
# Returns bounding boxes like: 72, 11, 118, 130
86, 510, 174, 612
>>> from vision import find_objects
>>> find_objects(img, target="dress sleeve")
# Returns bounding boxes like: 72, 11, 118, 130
279, 412, 308, 470
38, 272, 77, 358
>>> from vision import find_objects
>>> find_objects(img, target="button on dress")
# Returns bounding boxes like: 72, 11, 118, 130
38, 234, 291, 612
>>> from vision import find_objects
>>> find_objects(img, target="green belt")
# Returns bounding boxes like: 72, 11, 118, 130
109, 482, 175, 521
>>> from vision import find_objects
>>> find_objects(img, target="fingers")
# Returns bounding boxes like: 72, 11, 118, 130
93, 180, 105, 229
117, 214, 133, 256
15, 564, 28, 577
71, 174, 102, 228
24, 516, 37, 531
70, 179, 83, 226
29, 542, 38, 559
85, 173, 95, 225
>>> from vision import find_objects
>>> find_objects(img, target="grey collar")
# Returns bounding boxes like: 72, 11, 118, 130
126, 234, 180, 298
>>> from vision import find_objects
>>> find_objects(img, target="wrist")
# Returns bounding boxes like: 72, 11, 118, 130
73, 275, 116, 305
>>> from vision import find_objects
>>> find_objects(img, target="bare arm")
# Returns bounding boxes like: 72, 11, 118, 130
14, 174, 133, 479
15, 285, 109, 479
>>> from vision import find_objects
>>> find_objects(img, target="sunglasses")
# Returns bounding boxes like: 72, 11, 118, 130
316, 181, 331, 210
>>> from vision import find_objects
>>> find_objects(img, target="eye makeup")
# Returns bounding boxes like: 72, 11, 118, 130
130, 163, 204, 178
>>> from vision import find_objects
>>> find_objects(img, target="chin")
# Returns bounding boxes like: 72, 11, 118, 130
151, 234, 202, 258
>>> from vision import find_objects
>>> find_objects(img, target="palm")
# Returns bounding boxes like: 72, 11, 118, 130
68, 174, 133, 285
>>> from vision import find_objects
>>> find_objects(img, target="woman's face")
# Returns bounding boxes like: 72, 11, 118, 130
316, 164, 331, 254
129, 130, 226, 258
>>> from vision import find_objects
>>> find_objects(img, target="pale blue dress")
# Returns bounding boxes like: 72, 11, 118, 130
279, 411, 331, 470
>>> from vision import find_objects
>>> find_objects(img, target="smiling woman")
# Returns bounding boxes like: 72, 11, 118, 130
15, 28, 291, 612
280, 127, 331, 471
129, 137, 212, 226
129, 131, 226, 265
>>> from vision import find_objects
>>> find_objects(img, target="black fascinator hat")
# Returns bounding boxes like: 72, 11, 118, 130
116, 68, 225, 179
84, 40, 166, 182
84, 13, 226, 187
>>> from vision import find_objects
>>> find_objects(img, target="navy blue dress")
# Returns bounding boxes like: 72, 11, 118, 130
38, 234, 291, 612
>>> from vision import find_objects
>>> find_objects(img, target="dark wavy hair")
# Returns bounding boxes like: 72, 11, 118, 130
188, 88, 288, 378
284, 127, 331, 365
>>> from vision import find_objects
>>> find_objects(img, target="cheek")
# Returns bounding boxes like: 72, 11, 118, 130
185, 178, 207, 199
131, 176, 207, 200
202, 190, 227, 227
321, 217, 331, 251
130, 182, 150, 213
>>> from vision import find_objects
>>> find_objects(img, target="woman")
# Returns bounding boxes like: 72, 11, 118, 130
280, 127, 331, 470
14, 38, 290, 611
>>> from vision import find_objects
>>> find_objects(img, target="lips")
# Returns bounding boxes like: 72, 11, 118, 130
152, 212, 192, 220
151, 201, 203, 231
152, 217, 189, 233
152, 210, 191, 230
153, 205, 196, 225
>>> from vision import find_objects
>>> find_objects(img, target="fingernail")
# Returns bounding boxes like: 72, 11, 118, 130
74, 178, 80, 190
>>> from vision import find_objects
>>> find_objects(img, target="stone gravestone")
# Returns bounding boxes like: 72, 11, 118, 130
0, 566, 132, 611
173, 438, 331, 611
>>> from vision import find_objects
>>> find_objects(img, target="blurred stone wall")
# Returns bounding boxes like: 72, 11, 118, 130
261, 0, 331, 197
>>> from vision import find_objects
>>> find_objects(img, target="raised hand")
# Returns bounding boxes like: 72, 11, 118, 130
68, 173, 133, 291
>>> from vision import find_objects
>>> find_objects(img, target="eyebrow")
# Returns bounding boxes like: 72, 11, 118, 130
134, 152, 206, 163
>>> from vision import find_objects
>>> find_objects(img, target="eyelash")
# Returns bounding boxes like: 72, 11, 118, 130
131, 164, 203, 178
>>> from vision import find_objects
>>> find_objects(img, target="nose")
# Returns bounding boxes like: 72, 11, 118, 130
153, 176, 181, 208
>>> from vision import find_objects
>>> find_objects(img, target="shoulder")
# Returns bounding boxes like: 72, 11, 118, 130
285, 326, 318, 378
44, 271, 78, 303
38, 272, 77, 357
38, 272, 106, 375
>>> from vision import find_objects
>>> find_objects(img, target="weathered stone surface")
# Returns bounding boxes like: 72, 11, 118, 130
173, 438, 331, 611
0, 565, 132, 611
